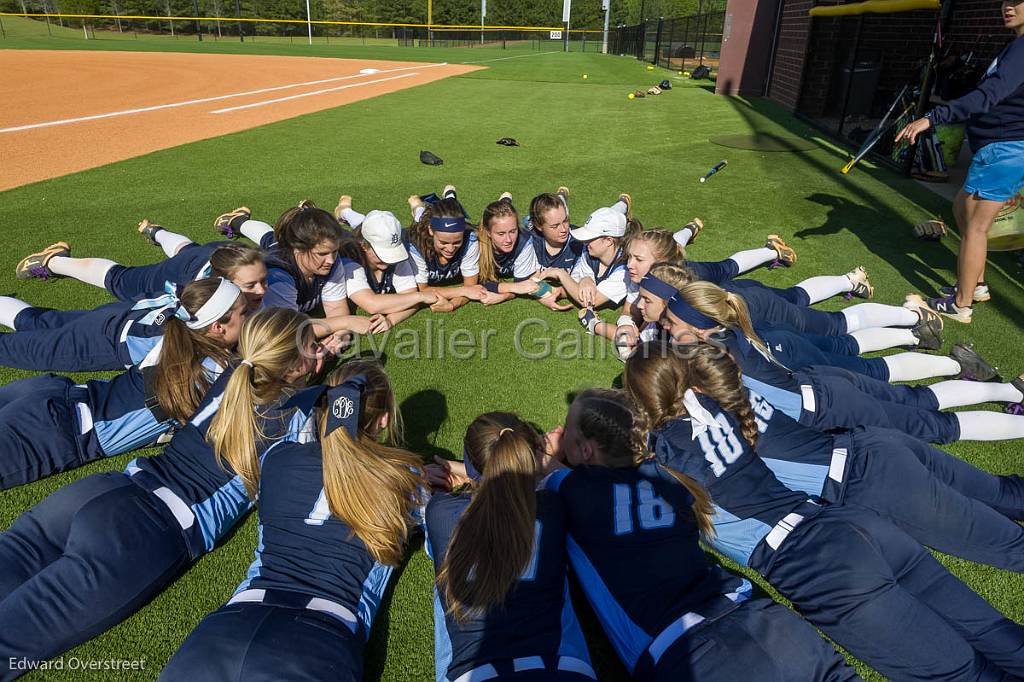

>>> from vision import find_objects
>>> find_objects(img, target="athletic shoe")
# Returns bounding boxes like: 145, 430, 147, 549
408, 194, 425, 218
443, 185, 457, 200
950, 342, 1001, 382
138, 218, 165, 246
213, 207, 251, 240
333, 196, 352, 223
618, 193, 633, 220
1008, 373, 1024, 415
684, 218, 705, 243
909, 306, 943, 351
845, 265, 873, 299
15, 242, 69, 280
499, 191, 513, 203
765, 234, 797, 267
939, 282, 991, 303
578, 307, 599, 334
904, 292, 972, 324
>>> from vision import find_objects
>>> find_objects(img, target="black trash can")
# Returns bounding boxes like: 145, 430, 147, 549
832, 49, 882, 117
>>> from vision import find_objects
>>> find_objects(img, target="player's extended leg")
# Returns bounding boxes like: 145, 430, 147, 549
0, 303, 130, 372
0, 477, 190, 673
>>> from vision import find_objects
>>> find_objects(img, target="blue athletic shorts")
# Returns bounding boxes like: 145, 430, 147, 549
964, 140, 1024, 202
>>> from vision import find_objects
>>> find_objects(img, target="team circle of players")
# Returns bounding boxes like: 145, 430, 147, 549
1, 186, 1023, 681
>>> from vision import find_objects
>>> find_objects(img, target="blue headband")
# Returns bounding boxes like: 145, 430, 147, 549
667, 294, 718, 330
639, 273, 678, 302
462, 445, 481, 481
325, 374, 368, 438
430, 216, 467, 233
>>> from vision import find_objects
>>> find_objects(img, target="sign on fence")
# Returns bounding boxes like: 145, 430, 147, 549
550, 30, 562, 39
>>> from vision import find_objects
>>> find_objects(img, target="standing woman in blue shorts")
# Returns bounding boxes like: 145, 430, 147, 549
16, 213, 270, 306
625, 347, 1024, 681
425, 412, 595, 682
897, 5, 1024, 323
0, 308, 324, 676
546, 389, 857, 681
0, 277, 248, 489
161, 360, 422, 681
406, 195, 485, 312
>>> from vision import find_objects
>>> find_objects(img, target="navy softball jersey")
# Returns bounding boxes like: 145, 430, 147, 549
407, 232, 481, 286
0, 289, 188, 373
711, 330, 961, 443
425, 490, 594, 682
104, 234, 278, 302
491, 230, 541, 281
0, 343, 221, 490
652, 400, 1024, 681
161, 437, 404, 682
262, 246, 348, 312
545, 463, 855, 682
0, 367, 321, 677
342, 257, 418, 296
530, 230, 584, 271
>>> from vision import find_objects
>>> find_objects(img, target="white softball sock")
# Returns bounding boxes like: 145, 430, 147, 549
611, 199, 629, 215
841, 303, 918, 332
674, 228, 695, 248
930, 380, 1024, 409
240, 219, 274, 245
0, 296, 32, 329
339, 209, 365, 229
850, 327, 917, 353
48, 256, 117, 289
883, 353, 960, 382
729, 247, 778, 274
956, 412, 1024, 441
797, 275, 853, 304
153, 229, 193, 258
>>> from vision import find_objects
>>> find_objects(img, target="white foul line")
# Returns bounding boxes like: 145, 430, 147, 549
210, 72, 420, 114
462, 50, 561, 64
0, 62, 448, 134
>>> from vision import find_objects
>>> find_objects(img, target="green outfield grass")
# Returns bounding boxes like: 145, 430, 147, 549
1, 32, 1023, 680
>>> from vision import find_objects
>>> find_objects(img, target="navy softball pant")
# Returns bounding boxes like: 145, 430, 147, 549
0, 375, 96, 490
797, 366, 959, 443
0, 302, 130, 371
727, 277, 811, 307
636, 597, 857, 682
754, 503, 1024, 681
0, 472, 190, 680
104, 241, 227, 302
160, 601, 363, 682
732, 284, 847, 335
842, 426, 1024, 571
761, 328, 889, 381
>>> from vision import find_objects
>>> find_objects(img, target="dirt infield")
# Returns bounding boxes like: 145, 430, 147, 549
0, 50, 480, 191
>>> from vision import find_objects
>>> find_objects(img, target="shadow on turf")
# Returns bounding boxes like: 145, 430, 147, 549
719, 94, 1024, 325
401, 389, 457, 462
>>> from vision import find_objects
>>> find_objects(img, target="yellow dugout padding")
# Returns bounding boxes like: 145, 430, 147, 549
809, 0, 939, 16
0, 12, 603, 33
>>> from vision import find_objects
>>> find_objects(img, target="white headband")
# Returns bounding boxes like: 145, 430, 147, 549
186, 278, 241, 330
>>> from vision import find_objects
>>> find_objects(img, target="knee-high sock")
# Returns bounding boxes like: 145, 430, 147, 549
240, 219, 274, 245
884, 353, 961, 382
47, 256, 117, 289
153, 229, 193, 258
0, 296, 32, 329
611, 199, 629, 215
674, 228, 695, 247
841, 303, 918, 332
851, 327, 918, 353
797, 275, 853, 304
729, 247, 778, 274
930, 381, 1024, 409
339, 209, 365, 228
957, 412, 1024, 441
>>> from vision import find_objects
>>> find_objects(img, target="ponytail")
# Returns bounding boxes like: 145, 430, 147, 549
528, 192, 565, 233
207, 307, 313, 497
439, 413, 541, 620
319, 360, 421, 566
678, 280, 770, 356
153, 278, 238, 424
573, 388, 714, 536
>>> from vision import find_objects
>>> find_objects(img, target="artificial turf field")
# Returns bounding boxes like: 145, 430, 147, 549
2, 19, 1024, 679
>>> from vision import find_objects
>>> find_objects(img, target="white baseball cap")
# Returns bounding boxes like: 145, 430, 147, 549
570, 207, 628, 241
361, 210, 408, 264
